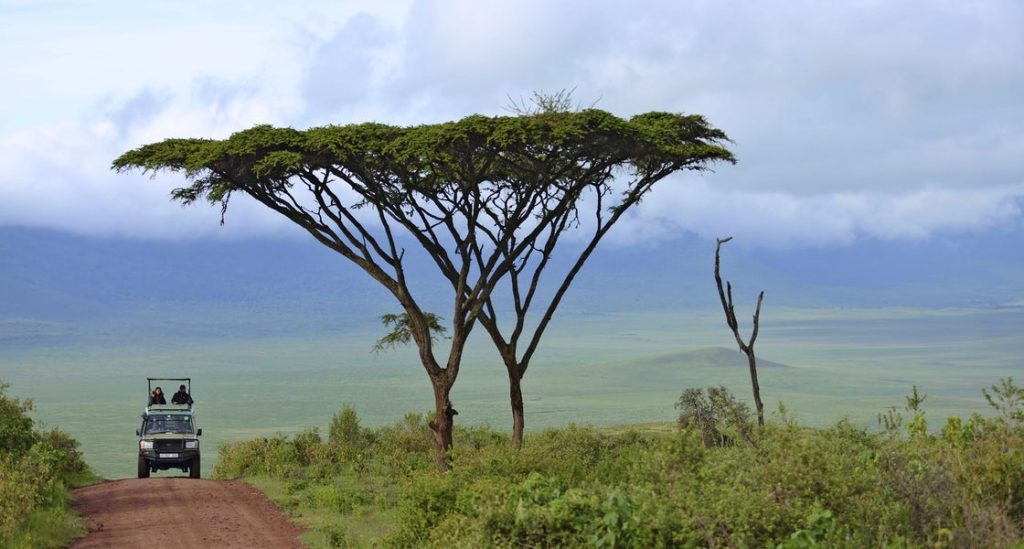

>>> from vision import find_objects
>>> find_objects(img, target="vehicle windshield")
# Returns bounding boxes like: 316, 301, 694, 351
143, 414, 194, 434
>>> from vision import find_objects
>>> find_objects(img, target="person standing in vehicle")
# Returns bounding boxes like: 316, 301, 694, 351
171, 384, 193, 405
149, 387, 166, 405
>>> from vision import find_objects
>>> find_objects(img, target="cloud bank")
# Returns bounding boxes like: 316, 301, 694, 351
0, 0, 1021, 246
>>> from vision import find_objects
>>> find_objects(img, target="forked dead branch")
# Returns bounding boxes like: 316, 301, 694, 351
714, 236, 766, 426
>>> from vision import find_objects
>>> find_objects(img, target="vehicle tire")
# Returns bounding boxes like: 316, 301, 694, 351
189, 455, 200, 479
137, 456, 150, 478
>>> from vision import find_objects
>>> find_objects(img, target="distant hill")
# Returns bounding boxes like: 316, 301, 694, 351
635, 346, 791, 370
1, 225, 1022, 334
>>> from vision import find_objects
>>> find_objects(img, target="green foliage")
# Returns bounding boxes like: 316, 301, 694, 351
982, 377, 1024, 427
675, 385, 755, 447
34, 426, 88, 476
328, 404, 362, 456
879, 385, 930, 437
371, 312, 447, 353
113, 109, 734, 213
0, 381, 35, 455
776, 509, 837, 548
0, 381, 94, 546
905, 384, 927, 411
215, 385, 1024, 547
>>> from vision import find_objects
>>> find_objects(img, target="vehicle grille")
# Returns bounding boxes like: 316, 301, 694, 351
155, 440, 184, 451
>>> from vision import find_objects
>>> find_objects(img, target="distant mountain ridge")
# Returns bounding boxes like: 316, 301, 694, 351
1, 225, 1022, 329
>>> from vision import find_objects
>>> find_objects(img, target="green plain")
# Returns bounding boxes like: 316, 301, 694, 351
1, 305, 1020, 479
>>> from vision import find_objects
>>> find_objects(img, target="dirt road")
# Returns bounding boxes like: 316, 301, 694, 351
72, 478, 305, 548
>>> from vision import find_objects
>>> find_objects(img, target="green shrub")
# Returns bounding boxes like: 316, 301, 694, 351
1, 384, 95, 547
35, 427, 88, 476
0, 382, 95, 547
0, 450, 56, 537
982, 377, 1024, 428
387, 471, 462, 546
215, 435, 298, 479
676, 385, 755, 447
0, 381, 35, 456
328, 404, 362, 453
218, 383, 1024, 548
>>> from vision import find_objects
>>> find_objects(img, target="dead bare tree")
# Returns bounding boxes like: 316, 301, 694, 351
713, 237, 765, 426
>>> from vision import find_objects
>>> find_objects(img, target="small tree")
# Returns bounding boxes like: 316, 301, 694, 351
713, 237, 765, 426
982, 377, 1024, 427
372, 312, 447, 354
676, 385, 754, 447
328, 404, 361, 456
114, 107, 733, 469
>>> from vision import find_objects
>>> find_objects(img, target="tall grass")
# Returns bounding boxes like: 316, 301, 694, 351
216, 379, 1024, 548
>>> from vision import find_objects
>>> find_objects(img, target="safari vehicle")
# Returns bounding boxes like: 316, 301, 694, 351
137, 377, 202, 478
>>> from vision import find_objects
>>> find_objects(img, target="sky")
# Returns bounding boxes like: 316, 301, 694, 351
0, 0, 1022, 247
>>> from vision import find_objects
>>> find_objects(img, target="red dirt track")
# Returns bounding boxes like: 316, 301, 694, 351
72, 478, 305, 548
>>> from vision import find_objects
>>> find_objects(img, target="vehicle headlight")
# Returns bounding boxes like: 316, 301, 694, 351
140, 440, 154, 450
185, 440, 198, 449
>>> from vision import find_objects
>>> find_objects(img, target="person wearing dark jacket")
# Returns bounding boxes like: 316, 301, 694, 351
171, 385, 193, 405
149, 387, 166, 405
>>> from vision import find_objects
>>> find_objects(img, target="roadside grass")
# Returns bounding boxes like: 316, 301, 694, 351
214, 379, 1024, 547
2, 476, 101, 549
246, 476, 399, 548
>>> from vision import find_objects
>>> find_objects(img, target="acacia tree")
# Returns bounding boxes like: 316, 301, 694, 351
713, 237, 765, 426
114, 108, 733, 469
372, 312, 446, 353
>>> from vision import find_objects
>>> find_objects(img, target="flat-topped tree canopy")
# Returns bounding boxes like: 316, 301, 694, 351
112, 109, 733, 309
114, 107, 734, 470
113, 109, 731, 204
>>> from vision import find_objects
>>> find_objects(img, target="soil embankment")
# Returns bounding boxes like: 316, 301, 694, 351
72, 478, 304, 548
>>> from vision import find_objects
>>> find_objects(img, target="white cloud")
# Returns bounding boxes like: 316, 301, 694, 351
608, 178, 1024, 248
0, 0, 1022, 246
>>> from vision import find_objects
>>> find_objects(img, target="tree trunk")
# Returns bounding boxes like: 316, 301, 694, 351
714, 237, 767, 428
427, 377, 457, 473
745, 352, 765, 426
508, 368, 525, 449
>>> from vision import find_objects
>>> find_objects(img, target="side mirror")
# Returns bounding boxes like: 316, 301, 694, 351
196, 428, 202, 436
135, 429, 140, 436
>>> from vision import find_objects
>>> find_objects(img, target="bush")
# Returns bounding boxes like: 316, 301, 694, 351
982, 377, 1024, 428
0, 450, 57, 537
35, 427, 88, 476
215, 436, 301, 479
0, 381, 35, 456
0, 381, 93, 546
217, 383, 1024, 547
328, 404, 362, 453
676, 385, 755, 447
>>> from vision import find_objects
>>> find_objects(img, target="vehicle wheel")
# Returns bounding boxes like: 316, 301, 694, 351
137, 456, 150, 478
189, 455, 200, 479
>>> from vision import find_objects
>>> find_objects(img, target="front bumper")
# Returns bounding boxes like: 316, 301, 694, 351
140, 448, 199, 466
